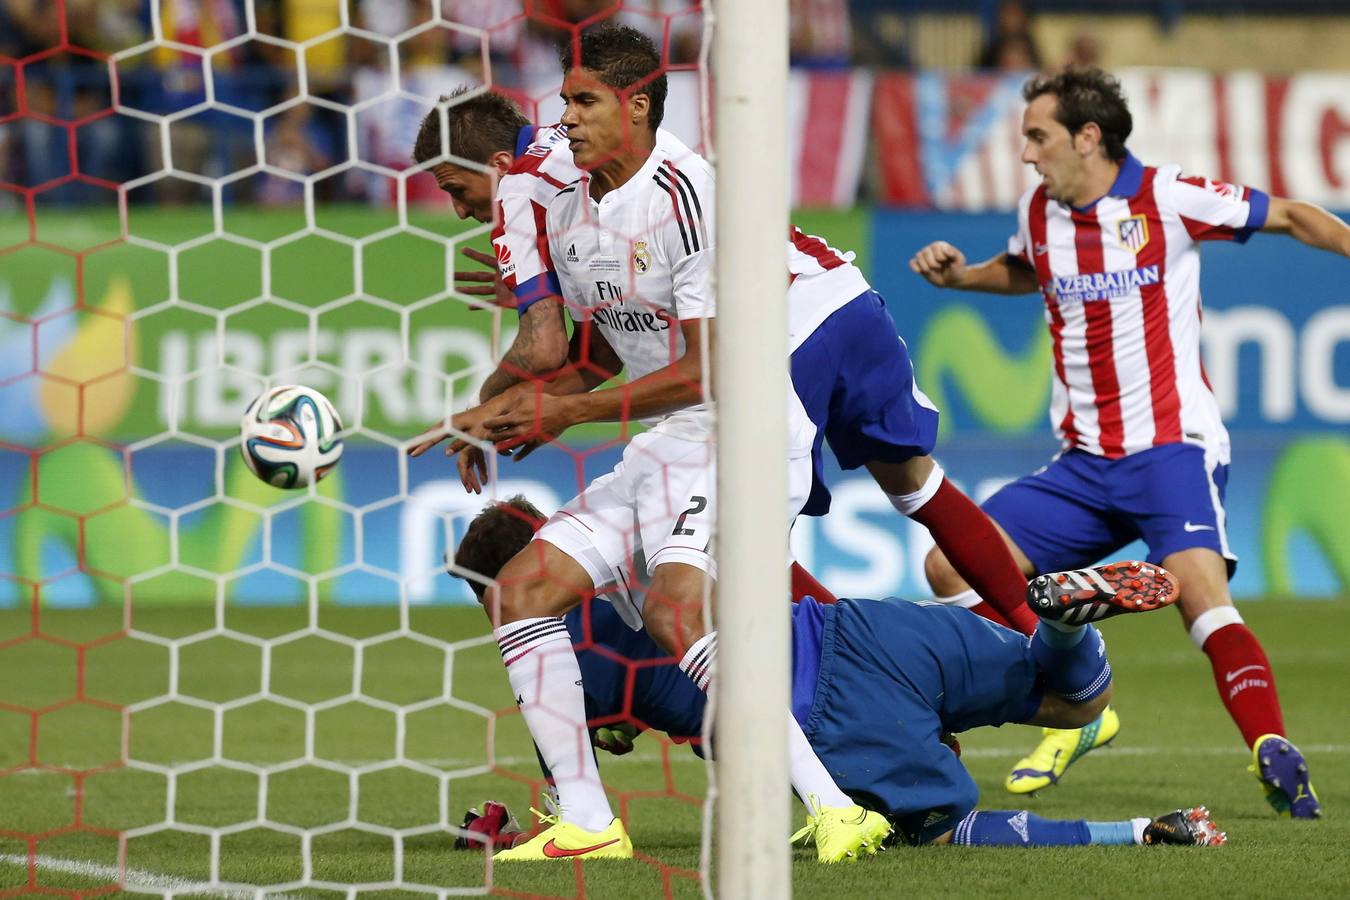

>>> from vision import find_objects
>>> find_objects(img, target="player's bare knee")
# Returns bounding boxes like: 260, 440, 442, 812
493, 552, 576, 624
866, 455, 936, 496
643, 569, 708, 657
924, 546, 963, 595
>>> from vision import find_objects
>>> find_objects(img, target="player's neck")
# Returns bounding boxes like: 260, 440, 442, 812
588, 135, 656, 201
1067, 158, 1121, 209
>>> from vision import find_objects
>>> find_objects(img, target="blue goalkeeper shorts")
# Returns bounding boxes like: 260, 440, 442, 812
797, 596, 1042, 845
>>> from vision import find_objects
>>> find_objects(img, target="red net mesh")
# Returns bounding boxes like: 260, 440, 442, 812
0, 1, 713, 896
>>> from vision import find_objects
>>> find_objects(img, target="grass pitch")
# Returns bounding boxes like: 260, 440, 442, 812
0, 596, 1346, 898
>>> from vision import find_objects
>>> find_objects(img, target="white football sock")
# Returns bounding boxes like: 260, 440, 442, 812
679, 631, 851, 809
1131, 817, 1151, 844
787, 714, 852, 808
934, 588, 983, 608
497, 617, 614, 833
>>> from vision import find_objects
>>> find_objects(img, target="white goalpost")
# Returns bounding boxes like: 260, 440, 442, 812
712, 0, 792, 895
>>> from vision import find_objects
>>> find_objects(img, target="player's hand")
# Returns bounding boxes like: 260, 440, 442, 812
593, 722, 640, 756
481, 389, 576, 449
407, 420, 451, 457
454, 246, 516, 310
406, 384, 533, 459
908, 241, 968, 288
454, 800, 524, 850
457, 444, 489, 494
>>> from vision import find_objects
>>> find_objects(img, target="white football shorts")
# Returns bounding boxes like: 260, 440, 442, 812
537, 429, 814, 630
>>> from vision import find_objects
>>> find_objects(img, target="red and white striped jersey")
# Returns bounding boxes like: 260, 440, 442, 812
1008, 154, 1269, 461
787, 226, 869, 352
491, 124, 577, 309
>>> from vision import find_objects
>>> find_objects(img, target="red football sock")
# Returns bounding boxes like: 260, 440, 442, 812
968, 603, 1014, 628
1202, 623, 1286, 747
909, 479, 1039, 636
790, 562, 838, 604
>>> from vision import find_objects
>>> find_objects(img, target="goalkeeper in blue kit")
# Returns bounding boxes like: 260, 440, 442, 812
452, 498, 1227, 851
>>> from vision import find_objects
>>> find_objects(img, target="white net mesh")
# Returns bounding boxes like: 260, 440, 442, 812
0, 1, 714, 896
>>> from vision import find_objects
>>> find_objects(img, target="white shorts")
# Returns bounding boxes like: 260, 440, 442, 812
537, 429, 813, 630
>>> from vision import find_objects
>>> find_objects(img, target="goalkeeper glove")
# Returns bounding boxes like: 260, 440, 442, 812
454, 801, 524, 850
593, 722, 640, 755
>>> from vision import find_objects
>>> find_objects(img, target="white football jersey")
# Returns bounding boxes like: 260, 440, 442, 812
493, 125, 693, 311
546, 131, 715, 440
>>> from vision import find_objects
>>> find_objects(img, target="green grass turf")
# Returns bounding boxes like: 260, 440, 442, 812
0, 597, 1346, 898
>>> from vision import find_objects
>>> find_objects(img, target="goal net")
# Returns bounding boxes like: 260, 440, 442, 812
0, 0, 790, 896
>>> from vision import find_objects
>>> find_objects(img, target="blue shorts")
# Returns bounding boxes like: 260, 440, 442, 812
789, 291, 940, 516
983, 444, 1236, 577
800, 597, 1041, 845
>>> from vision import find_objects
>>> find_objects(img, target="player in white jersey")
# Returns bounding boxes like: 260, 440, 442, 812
409, 26, 892, 863
911, 66, 1350, 817
412, 27, 1049, 861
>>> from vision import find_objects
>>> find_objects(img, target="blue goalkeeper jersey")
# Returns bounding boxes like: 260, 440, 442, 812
562, 597, 829, 746
565, 599, 708, 744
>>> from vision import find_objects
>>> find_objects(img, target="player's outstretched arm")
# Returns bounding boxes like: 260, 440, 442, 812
478, 296, 571, 403
481, 318, 710, 445
909, 241, 1039, 294
1261, 196, 1350, 258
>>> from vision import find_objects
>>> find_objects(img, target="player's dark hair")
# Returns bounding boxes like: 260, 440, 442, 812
559, 25, 667, 132
412, 86, 529, 166
1023, 66, 1133, 163
451, 495, 544, 600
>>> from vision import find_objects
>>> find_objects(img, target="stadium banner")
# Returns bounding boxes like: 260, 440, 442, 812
873, 69, 1350, 212
1, 209, 1345, 607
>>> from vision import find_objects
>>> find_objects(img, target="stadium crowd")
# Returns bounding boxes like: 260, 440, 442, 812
0, 0, 1091, 206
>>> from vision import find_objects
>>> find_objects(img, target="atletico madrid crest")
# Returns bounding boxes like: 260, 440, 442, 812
1117, 214, 1149, 254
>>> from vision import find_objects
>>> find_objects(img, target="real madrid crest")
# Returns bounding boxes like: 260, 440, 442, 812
632, 240, 651, 274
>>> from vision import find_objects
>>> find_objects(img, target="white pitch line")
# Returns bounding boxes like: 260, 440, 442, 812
336, 743, 1350, 769
0, 854, 302, 900
14, 744, 1350, 776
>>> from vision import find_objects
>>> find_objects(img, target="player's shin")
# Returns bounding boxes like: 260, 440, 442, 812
951, 811, 1152, 846
1190, 607, 1286, 747
895, 466, 1039, 635
496, 618, 615, 832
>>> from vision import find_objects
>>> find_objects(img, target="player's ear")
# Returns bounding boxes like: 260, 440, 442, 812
628, 91, 650, 130
488, 149, 514, 176
1076, 121, 1103, 158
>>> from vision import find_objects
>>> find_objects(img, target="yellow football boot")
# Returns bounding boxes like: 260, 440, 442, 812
1005, 705, 1120, 794
493, 809, 633, 861
791, 795, 892, 863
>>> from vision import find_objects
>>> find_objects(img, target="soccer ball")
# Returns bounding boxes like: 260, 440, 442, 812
240, 385, 344, 489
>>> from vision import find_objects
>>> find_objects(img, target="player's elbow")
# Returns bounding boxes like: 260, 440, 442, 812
523, 335, 569, 376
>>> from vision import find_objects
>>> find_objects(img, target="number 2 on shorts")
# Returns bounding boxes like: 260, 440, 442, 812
672, 495, 707, 536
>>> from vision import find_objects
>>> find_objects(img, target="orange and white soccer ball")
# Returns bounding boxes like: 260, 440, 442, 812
240, 385, 344, 489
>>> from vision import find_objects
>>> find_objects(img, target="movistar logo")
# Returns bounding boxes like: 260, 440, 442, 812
1046, 264, 1160, 303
